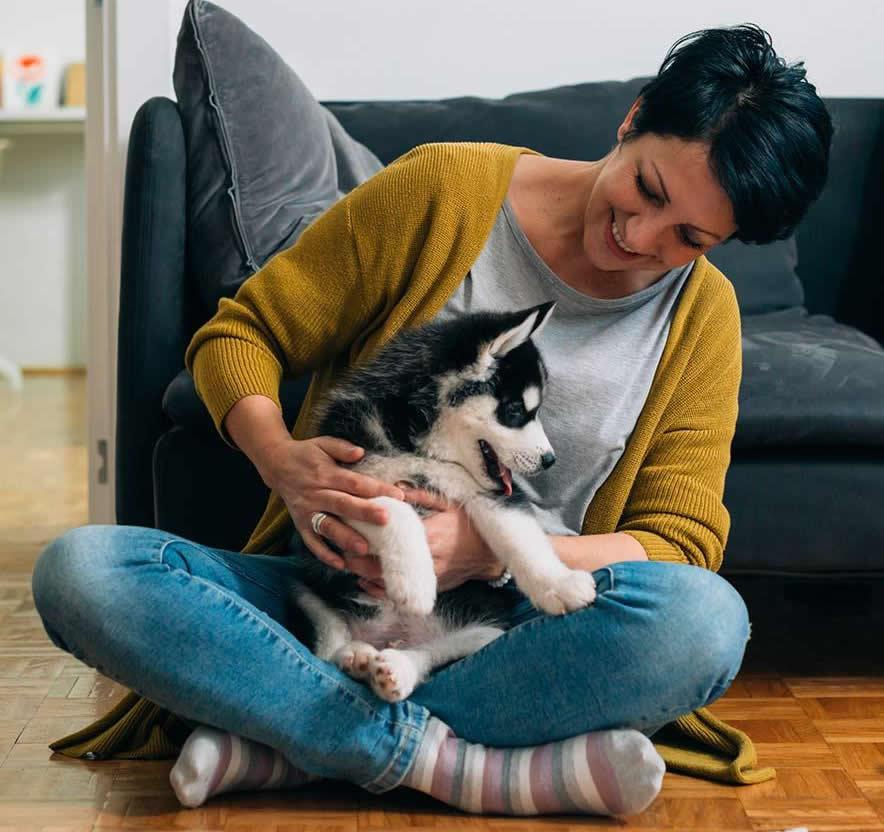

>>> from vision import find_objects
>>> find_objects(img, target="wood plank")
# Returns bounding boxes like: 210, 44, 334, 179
800, 698, 884, 720
707, 698, 807, 720
742, 798, 882, 831
786, 679, 884, 699
815, 721, 884, 743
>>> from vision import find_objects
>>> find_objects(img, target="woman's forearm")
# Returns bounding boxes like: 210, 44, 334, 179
223, 395, 294, 486
551, 532, 648, 572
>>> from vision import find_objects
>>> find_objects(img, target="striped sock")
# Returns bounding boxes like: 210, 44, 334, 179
169, 726, 318, 808
401, 716, 665, 816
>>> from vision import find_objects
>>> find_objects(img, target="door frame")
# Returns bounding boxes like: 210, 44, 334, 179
85, 0, 174, 524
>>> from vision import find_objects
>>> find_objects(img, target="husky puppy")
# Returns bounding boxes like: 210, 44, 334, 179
286, 302, 597, 701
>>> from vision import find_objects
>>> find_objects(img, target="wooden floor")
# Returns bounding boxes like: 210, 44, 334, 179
1, 374, 882, 831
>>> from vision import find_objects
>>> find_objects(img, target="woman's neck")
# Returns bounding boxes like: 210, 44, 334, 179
508, 154, 670, 299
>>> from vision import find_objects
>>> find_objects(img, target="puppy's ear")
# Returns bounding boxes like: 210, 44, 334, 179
527, 301, 556, 339
488, 301, 556, 358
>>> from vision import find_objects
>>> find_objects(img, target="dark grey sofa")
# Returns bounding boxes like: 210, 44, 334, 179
116, 82, 884, 579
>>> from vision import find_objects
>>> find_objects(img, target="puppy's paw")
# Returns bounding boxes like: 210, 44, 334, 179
333, 641, 378, 680
384, 568, 437, 617
367, 648, 421, 702
528, 569, 597, 615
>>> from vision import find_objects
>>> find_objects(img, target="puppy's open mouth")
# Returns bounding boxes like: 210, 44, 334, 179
479, 439, 513, 496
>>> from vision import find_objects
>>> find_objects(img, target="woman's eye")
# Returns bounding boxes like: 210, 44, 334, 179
680, 229, 704, 250
634, 172, 662, 205
636, 171, 704, 250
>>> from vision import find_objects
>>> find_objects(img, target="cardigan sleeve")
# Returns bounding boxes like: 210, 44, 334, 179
184, 190, 370, 449
618, 285, 743, 572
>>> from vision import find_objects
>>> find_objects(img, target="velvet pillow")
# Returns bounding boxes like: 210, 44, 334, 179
173, 0, 383, 316
705, 236, 805, 315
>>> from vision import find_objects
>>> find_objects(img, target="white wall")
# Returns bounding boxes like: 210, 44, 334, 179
0, 0, 86, 369
169, 0, 883, 101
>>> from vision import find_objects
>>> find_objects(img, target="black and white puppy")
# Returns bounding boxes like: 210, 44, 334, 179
286, 302, 597, 701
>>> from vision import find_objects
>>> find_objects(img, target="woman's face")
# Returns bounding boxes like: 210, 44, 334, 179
583, 100, 738, 274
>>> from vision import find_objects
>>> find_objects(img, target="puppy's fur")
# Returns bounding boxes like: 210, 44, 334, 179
286, 302, 597, 701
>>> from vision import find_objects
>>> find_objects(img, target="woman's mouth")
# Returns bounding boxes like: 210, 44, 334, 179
606, 210, 644, 261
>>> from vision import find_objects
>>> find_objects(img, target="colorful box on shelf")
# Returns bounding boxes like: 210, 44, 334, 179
0, 51, 66, 111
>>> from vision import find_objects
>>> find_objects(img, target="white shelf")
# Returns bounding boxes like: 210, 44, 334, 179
0, 108, 85, 135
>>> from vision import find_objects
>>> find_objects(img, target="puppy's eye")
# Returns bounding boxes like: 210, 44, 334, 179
504, 401, 525, 421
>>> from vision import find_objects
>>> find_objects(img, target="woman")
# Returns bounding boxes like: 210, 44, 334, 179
32, 24, 831, 817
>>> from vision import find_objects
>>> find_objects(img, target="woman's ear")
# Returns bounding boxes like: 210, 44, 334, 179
617, 96, 643, 143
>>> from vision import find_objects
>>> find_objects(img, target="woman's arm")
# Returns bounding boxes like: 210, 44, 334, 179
184, 184, 371, 450
551, 533, 648, 571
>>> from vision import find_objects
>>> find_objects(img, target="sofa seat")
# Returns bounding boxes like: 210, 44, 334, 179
735, 308, 884, 451
163, 369, 312, 438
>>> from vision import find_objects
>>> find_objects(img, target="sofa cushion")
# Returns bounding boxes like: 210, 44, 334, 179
705, 237, 805, 316
734, 309, 884, 450
173, 0, 383, 316
163, 369, 312, 438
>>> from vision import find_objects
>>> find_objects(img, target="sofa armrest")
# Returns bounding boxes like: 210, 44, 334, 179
116, 97, 197, 527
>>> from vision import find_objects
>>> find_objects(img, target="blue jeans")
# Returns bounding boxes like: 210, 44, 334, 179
31, 524, 750, 794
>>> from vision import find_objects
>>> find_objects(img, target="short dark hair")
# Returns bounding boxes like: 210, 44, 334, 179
621, 24, 834, 245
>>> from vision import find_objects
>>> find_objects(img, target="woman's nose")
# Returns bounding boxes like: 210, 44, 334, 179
624, 215, 665, 259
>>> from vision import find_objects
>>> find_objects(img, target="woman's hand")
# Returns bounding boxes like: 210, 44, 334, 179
259, 436, 405, 570
356, 487, 506, 598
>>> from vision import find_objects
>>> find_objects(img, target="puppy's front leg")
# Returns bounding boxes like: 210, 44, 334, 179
348, 497, 437, 616
467, 498, 597, 615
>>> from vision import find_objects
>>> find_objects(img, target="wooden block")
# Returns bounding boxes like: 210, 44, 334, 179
830, 743, 884, 772
0, 764, 113, 801
94, 791, 216, 829
707, 697, 807, 720
723, 717, 827, 744
0, 693, 43, 720
742, 797, 881, 831
659, 771, 742, 799
660, 797, 751, 829
17, 715, 100, 744
852, 773, 884, 801
786, 678, 884, 698
815, 720, 884, 743
0, 802, 98, 832
738, 768, 863, 801
751, 742, 842, 768
739, 676, 794, 698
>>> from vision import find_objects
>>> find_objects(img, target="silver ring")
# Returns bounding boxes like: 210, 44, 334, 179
310, 511, 329, 536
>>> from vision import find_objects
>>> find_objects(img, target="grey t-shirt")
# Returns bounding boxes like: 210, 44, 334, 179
433, 197, 695, 535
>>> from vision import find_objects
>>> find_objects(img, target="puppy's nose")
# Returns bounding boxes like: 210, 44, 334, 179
540, 451, 556, 470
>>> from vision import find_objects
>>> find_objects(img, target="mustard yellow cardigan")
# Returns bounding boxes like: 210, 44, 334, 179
50, 142, 774, 786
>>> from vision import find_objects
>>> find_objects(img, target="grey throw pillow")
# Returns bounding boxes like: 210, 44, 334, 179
173, 0, 383, 316
705, 236, 805, 316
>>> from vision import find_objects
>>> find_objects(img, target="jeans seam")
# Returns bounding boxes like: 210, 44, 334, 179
158, 538, 289, 601
359, 713, 428, 794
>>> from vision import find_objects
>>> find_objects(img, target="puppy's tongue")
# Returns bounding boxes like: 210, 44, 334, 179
500, 465, 513, 496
